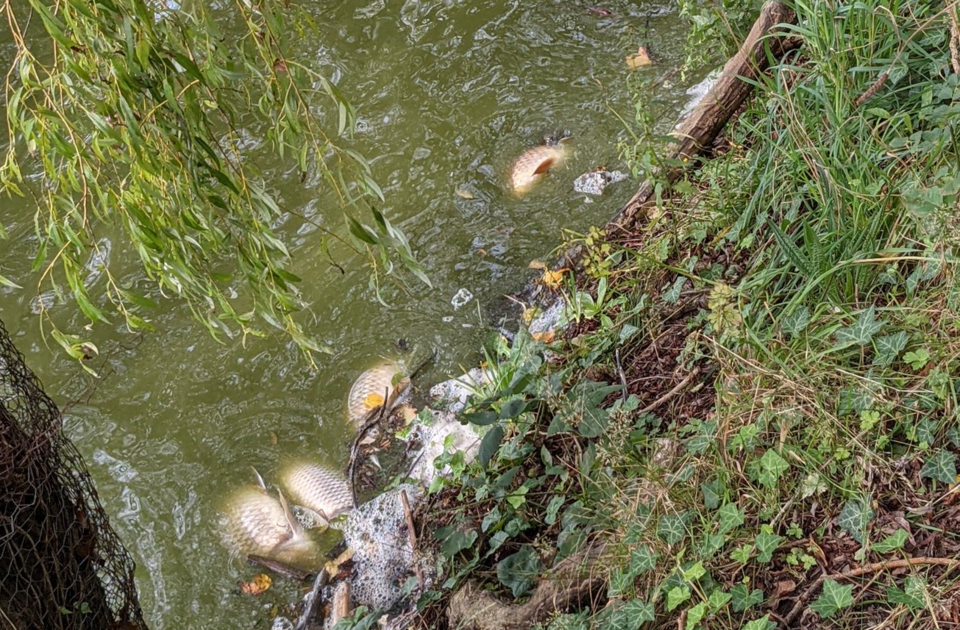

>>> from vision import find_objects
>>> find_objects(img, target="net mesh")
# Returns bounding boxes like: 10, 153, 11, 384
0, 317, 147, 630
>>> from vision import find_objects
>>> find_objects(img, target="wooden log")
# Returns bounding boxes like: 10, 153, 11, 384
330, 582, 352, 626
446, 543, 607, 630
609, 1, 798, 233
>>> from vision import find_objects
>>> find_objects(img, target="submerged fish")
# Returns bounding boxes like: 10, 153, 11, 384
221, 480, 318, 567
347, 361, 402, 424
280, 462, 353, 524
508, 133, 571, 196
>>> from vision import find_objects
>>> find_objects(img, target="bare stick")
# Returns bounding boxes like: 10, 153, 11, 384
294, 567, 330, 630
330, 582, 352, 626
614, 348, 628, 402
782, 557, 960, 625
400, 489, 423, 586
246, 554, 310, 582
639, 367, 701, 414
952, 3, 960, 75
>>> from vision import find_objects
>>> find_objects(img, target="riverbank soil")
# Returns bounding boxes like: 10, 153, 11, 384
401, 1, 960, 629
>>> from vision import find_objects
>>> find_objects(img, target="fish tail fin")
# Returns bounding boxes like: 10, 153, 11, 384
251, 466, 267, 490
277, 489, 302, 534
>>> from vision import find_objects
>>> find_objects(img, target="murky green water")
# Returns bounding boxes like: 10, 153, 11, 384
0, 1, 697, 627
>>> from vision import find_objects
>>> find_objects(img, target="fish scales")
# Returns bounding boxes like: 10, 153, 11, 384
347, 362, 401, 424
280, 462, 353, 523
222, 485, 316, 564
509, 144, 568, 196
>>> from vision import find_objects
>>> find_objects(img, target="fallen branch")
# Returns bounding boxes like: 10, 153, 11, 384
951, 3, 960, 75
609, 1, 799, 233
246, 555, 311, 582
293, 567, 330, 630
400, 489, 423, 586
639, 366, 702, 414
782, 557, 960, 626
446, 543, 607, 630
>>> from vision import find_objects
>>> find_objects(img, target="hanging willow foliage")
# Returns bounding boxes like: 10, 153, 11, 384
0, 0, 428, 360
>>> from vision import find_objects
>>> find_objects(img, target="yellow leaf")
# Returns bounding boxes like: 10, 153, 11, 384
541, 268, 568, 290
239, 573, 272, 596
532, 330, 555, 343
522, 306, 537, 323
626, 45, 654, 70
528, 260, 547, 270
364, 393, 385, 409
398, 404, 417, 425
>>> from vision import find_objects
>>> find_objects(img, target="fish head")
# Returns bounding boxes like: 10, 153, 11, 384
544, 130, 573, 146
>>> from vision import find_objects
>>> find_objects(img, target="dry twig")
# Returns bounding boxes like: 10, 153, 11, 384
782, 557, 960, 625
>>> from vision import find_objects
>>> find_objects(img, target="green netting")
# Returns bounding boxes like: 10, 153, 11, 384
0, 317, 147, 630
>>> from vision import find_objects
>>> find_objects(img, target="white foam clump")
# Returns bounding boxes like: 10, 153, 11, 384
342, 484, 428, 612
407, 410, 481, 486
428, 368, 487, 415
530, 299, 565, 335
678, 69, 722, 120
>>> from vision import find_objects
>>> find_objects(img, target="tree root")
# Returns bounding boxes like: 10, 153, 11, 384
446, 543, 608, 630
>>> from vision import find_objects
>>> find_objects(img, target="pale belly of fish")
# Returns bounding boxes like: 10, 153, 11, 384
280, 462, 353, 523
347, 362, 401, 424
221, 485, 317, 565
509, 144, 568, 196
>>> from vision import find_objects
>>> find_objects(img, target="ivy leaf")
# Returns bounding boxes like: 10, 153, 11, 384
496, 545, 542, 597
920, 450, 957, 484
477, 425, 504, 467
685, 601, 707, 629
707, 589, 732, 612
630, 545, 659, 576
730, 584, 764, 611
872, 529, 908, 554
657, 514, 688, 545
717, 502, 745, 534
758, 449, 790, 489
780, 307, 810, 338
666, 586, 691, 611
886, 576, 926, 610
603, 599, 655, 629
608, 568, 634, 597
700, 479, 724, 509
741, 615, 776, 630
834, 307, 884, 348
810, 579, 853, 619
755, 531, 783, 563
872, 331, 909, 367
838, 497, 875, 544
544, 496, 565, 526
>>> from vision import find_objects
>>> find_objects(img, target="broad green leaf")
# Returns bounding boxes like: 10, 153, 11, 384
730, 584, 764, 611
657, 513, 688, 545
701, 479, 724, 509
886, 576, 926, 610
462, 411, 499, 426
838, 497, 874, 544
834, 307, 884, 348
872, 331, 909, 367
477, 425, 504, 468
754, 531, 783, 563
717, 502, 745, 535
921, 450, 957, 484
780, 306, 810, 338
872, 529, 908, 554
545, 496, 565, 526
496, 545, 542, 597
630, 546, 658, 575
707, 589, 732, 611
741, 615, 776, 630
685, 601, 707, 629
758, 449, 789, 489
810, 579, 853, 619
666, 586, 691, 611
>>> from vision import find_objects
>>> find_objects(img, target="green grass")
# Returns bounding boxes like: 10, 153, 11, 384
335, 2, 960, 629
